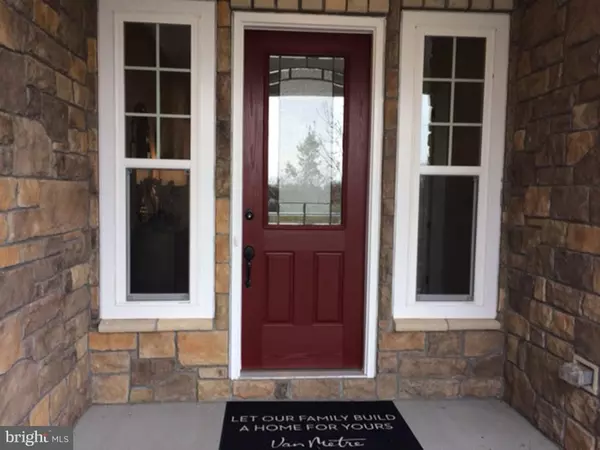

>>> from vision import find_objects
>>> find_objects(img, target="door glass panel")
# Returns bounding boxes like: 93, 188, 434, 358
267, 55, 344, 226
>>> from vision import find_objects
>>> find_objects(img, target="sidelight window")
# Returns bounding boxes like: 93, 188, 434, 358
98, 0, 215, 319
393, 11, 509, 319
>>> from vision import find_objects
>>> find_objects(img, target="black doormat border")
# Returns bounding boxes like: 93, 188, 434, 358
219, 400, 423, 450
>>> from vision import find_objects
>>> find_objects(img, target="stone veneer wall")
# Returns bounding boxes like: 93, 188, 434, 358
89, 0, 511, 403
0, 0, 97, 426
502, 0, 600, 448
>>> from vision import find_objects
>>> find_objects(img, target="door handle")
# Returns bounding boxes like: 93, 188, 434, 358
243, 245, 255, 288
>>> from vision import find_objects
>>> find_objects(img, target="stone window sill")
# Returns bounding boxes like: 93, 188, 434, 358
98, 319, 213, 333
394, 318, 502, 332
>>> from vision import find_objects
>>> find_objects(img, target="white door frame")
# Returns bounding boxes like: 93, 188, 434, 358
229, 11, 386, 380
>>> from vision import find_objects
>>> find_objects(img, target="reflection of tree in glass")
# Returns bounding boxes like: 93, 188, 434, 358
279, 102, 343, 188
268, 100, 344, 224
283, 126, 324, 187
315, 102, 343, 180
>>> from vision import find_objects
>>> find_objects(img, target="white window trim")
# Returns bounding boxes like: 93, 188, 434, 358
392, 11, 509, 320
98, 0, 216, 319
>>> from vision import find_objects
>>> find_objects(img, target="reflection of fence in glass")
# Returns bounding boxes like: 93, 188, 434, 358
268, 201, 341, 226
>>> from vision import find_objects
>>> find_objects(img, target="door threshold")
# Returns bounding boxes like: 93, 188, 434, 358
239, 369, 367, 380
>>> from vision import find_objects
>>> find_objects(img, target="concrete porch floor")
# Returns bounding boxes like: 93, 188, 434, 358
74, 399, 557, 450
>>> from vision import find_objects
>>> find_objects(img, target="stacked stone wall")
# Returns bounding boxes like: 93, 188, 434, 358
0, 0, 97, 426
502, 0, 600, 447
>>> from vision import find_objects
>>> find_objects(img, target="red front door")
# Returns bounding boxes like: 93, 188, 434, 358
242, 30, 372, 370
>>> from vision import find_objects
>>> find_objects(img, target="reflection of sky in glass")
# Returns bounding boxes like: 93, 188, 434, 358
268, 94, 345, 182
421, 94, 431, 165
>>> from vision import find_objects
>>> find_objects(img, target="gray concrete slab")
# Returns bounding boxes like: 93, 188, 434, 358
74, 399, 558, 450
394, 399, 557, 450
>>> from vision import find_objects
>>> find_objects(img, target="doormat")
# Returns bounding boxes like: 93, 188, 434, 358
218, 401, 423, 450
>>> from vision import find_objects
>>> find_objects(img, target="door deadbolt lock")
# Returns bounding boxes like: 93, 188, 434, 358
245, 208, 254, 221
